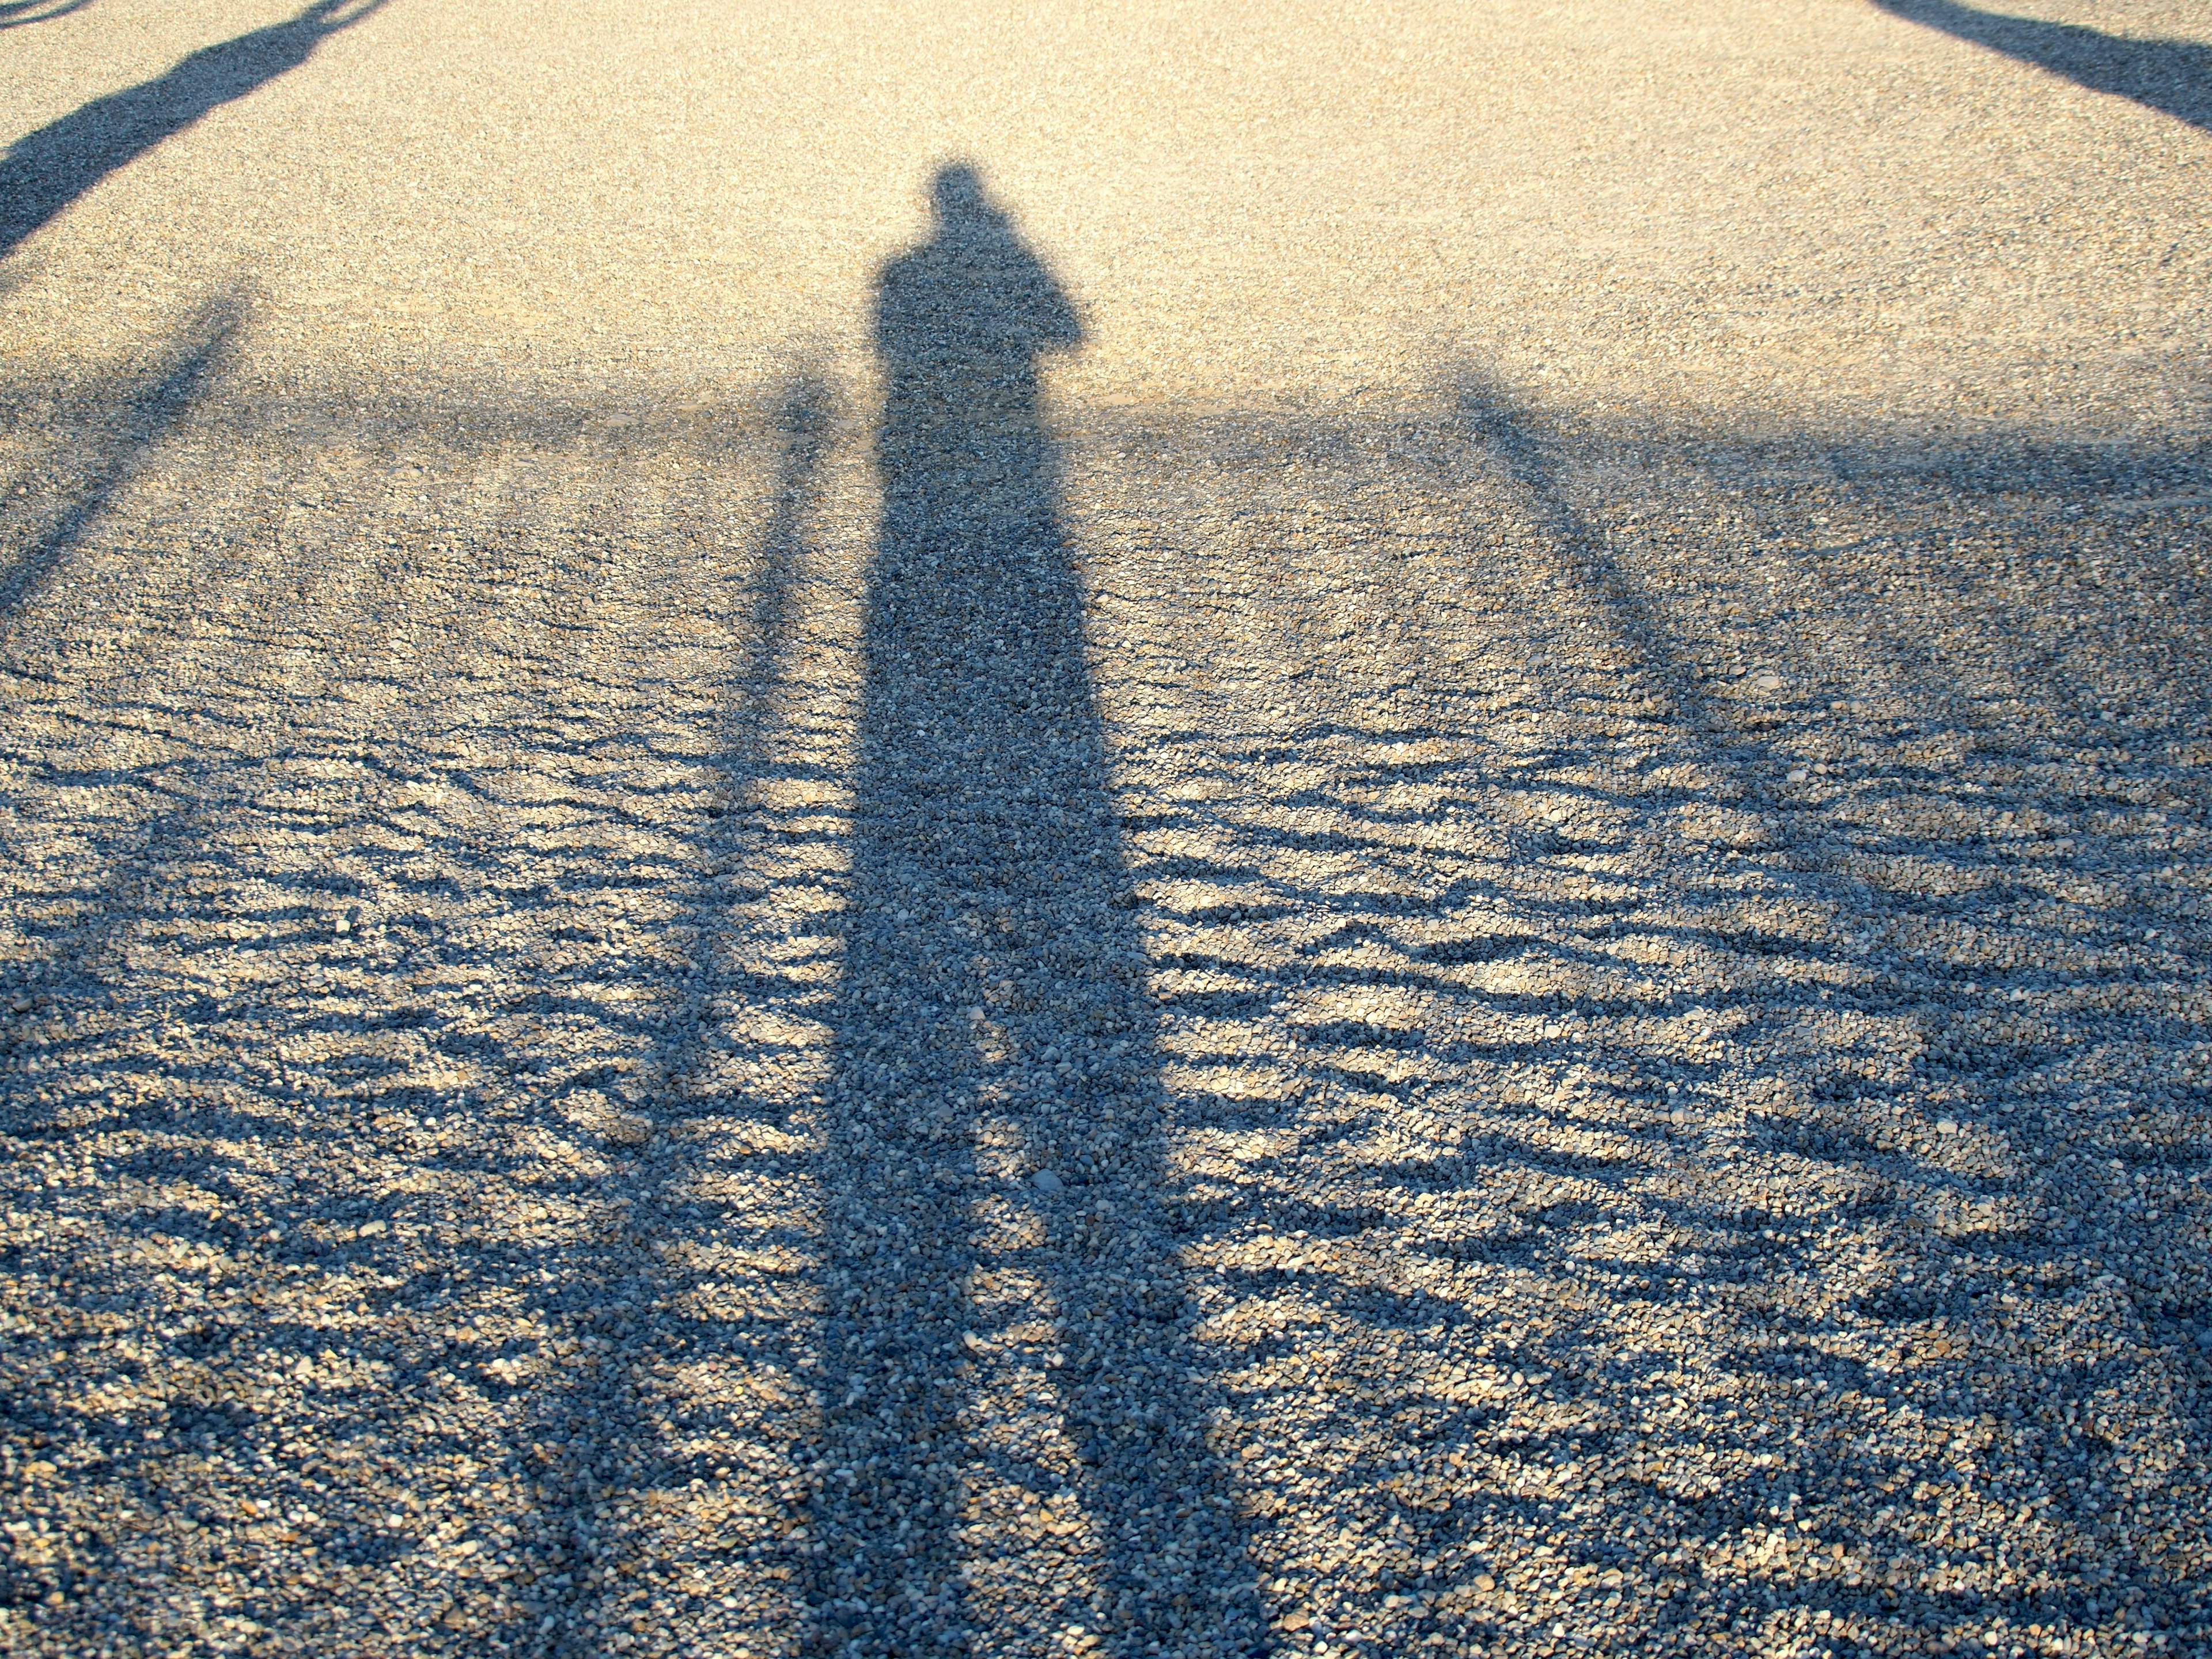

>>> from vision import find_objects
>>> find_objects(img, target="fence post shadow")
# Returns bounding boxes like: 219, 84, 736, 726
798, 164, 1265, 1656
0, 294, 240, 628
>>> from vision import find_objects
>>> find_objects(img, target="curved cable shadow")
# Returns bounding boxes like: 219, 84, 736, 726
0, 0, 388, 260
803, 164, 1264, 1655
1873, 0, 2212, 132
1430, 374, 2208, 1633
0, 0, 99, 30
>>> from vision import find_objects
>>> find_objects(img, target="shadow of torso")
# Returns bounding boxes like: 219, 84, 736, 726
875, 192, 1082, 555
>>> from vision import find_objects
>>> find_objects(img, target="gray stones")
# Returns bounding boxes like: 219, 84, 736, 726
3, 0, 2210, 1653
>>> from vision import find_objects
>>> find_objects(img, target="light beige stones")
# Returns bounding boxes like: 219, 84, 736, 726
3, 0, 2210, 1656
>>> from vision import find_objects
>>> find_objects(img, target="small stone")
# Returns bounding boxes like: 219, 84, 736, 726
1754, 672, 1785, 693
1031, 1169, 1063, 1194
1937, 1119, 1959, 1135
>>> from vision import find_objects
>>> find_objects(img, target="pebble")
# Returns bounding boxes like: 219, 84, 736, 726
2, 1, 2208, 1656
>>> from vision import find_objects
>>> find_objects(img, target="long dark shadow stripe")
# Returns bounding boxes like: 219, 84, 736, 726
802, 164, 1264, 1656
0, 0, 388, 259
0, 294, 241, 627
1872, 0, 2212, 134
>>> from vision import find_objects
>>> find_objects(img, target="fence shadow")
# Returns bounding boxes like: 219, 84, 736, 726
1073, 379, 2212, 1650
0, 296, 239, 626
800, 164, 1264, 1656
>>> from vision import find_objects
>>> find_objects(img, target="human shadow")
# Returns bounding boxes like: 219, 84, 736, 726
802, 165, 1263, 1654
1873, 0, 2212, 132
0, 0, 386, 260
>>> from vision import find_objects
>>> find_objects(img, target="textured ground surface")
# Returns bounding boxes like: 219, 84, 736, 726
3, 2, 2211, 1657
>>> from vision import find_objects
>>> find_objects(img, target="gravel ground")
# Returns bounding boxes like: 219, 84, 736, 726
3, 2, 2210, 1657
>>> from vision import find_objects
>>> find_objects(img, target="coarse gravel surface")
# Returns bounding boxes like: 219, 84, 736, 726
3, 2, 2210, 1658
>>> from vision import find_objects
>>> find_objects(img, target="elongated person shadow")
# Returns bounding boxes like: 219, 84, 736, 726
801, 165, 1263, 1655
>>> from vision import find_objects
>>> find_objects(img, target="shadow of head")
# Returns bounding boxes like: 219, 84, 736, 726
931, 160, 988, 222
877, 161, 1084, 380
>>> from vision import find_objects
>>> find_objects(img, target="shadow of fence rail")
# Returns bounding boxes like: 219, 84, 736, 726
1, 279, 2207, 1655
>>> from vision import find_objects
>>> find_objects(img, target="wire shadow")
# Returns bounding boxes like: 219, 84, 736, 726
802, 164, 1263, 1656
0, 0, 98, 30
0, 0, 387, 260
1872, 0, 2212, 132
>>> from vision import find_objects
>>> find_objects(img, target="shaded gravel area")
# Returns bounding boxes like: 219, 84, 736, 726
5, 1, 2212, 1657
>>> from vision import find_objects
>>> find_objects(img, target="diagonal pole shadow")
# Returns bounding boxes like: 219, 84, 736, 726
1452, 372, 1730, 743
0, 0, 389, 260
0, 293, 241, 627
1440, 371, 2212, 1634
1871, 0, 2212, 133
801, 164, 1264, 1656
